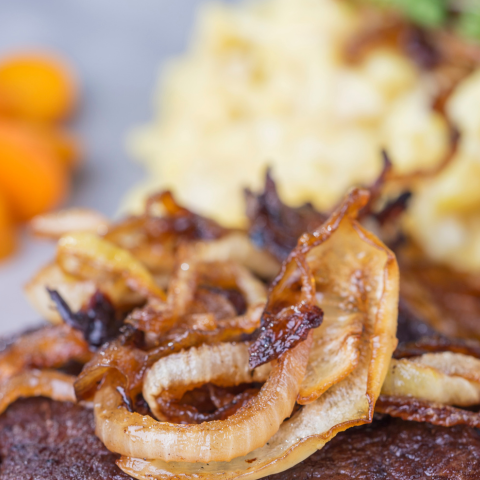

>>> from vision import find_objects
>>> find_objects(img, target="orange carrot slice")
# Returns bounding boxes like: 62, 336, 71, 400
0, 120, 69, 221
0, 53, 77, 122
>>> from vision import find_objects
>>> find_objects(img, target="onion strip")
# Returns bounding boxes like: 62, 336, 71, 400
381, 357, 480, 406
0, 370, 76, 415
94, 334, 312, 463
409, 351, 480, 384
30, 208, 109, 239
57, 232, 166, 300
0, 325, 91, 382
143, 342, 271, 420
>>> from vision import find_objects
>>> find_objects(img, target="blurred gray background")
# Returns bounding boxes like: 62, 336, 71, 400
0, 0, 221, 334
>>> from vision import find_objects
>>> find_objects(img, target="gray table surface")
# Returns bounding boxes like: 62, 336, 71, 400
0, 0, 222, 335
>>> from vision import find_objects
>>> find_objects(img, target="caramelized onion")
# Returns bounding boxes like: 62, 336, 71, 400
399, 244, 480, 340
57, 232, 166, 300
25, 262, 97, 324
30, 208, 109, 239
376, 395, 480, 428
196, 232, 280, 280
116, 188, 399, 480
409, 352, 480, 385
0, 370, 76, 415
107, 191, 278, 280
143, 342, 271, 420
245, 170, 327, 262
158, 388, 260, 424
75, 305, 264, 402
394, 334, 480, 359
382, 357, 480, 406
94, 334, 312, 463
249, 233, 322, 369
0, 324, 91, 382
298, 301, 362, 404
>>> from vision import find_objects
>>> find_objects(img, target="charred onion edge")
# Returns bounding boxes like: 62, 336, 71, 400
376, 395, 480, 428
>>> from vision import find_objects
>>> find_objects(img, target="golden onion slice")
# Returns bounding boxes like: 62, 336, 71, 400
94, 334, 312, 463
116, 188, 399, 480
25, 261, 144, 324
57, 232, 166, 300
382, 357, 480, 406
298, 302, 362, 404
30, 208, 109, 239
143, 342, 271, 420
409, 351, 480, 384
0, 370, 76, 415
25, 262, 97, 324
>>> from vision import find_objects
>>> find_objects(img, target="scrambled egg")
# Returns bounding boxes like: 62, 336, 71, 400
126, 0, 447, 224
125, 0, 480, 272
406, 70, 480, 271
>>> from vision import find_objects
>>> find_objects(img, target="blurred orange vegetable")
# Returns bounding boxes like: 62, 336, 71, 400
0, 51, 80, 261
0, 120, 69, 222
0, 192, 16, 260
30, 125, 81, 169
0, 53, 77, 122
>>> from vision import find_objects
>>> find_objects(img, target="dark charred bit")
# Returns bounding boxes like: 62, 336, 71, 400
368, 150, 392, 205
358, 149, 393, 220
156, 387, 259, 424
118, 324, 146, 349
401, 26, 441, 70
116, 385, 134, 413
394, 334, 480, 360
204, 286, 247, 316
245, 170, 327, 261
144, 191, 227, 242
373, 191, 412, 226
249, 303, 323, 369
134, 393, 152, 416
48, 289, 125, 349
395, 297, 438, 345
376, 395, 480, 429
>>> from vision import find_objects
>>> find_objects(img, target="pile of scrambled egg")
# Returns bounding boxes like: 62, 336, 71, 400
125, 0, 480, 272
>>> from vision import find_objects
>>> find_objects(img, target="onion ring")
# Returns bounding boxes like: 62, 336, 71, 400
0, 369, 76, 415
94, 334, 312, 463
143, 342, 271, 420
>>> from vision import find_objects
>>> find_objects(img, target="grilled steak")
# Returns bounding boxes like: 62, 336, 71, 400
0, 397, 130, 480
1, 398, 480, 479
265, 415, 480, 480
